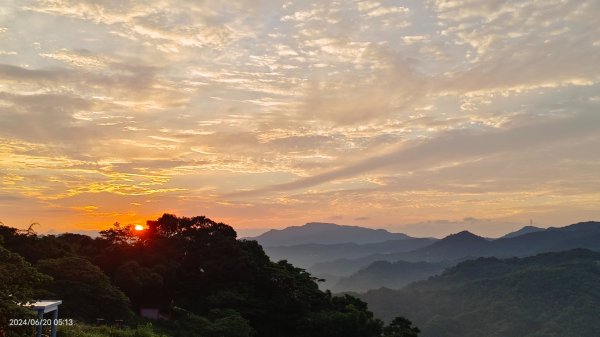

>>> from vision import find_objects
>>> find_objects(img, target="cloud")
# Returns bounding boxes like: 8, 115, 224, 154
0, 63, 68, 81
432, 0, 600, 96
230, 112, 600, 196
301, 45, 428, 125
0, 0, 598, 234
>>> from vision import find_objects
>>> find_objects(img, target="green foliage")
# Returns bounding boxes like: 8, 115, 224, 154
59, 323, 165, 337
359, 249, 600, 337
36, 257, 133, 322
383, 317, 420, 337
119, 214, 383, 337
158, 308, 253, 337
0, 244, 51, 337
0, 224, 73, 262
0, 214, 385, 337
113, 260, 166, 308
297, 295, 384, 337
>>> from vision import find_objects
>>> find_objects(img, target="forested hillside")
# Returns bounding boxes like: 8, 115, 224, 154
357, 249, 600, 337
0, 214, 405, 337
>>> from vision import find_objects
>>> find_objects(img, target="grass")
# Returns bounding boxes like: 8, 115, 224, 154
58, 323, 166, 337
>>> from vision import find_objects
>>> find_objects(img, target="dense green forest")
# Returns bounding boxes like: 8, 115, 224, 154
356, 249, 600, 337
0, 214, 413, 337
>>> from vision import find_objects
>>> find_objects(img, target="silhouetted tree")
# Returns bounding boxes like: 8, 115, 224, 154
1, 214, 386, 337
383, 317, 420, 337
99, 222, 138, 245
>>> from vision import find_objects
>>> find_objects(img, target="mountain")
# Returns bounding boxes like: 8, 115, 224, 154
309, 231, 488, 277
487, 221, 600, 256
310, 222, 600, 278
356, 249, 600, 337
406, 230, 490, 261
331, 260, 449, 293
263, 238, 436, 269
501, 225, 544, 238
250, 222, 411, 246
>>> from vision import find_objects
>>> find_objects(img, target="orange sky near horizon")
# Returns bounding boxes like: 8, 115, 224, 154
1, 0, 599, 238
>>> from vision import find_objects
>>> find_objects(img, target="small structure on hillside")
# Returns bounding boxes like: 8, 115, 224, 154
140, 308, 160, 320
29, 300, 62, 337
140, 307, 171, 320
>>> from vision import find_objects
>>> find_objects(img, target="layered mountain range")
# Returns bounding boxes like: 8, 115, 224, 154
250, 221, 600, 292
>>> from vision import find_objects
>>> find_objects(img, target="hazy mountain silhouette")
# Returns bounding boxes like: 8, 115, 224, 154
250, 222, 411, 246
407, 230, 490, 261
309, 231, 487, 277
501, 225, 544, 238
310, 221, 600, 278
487, 221, 600, 256
263, 238, 436, 269
332, 260, 449, 293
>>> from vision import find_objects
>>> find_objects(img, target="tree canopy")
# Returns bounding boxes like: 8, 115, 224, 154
0, 244, 50, 337
0, 214, 397, 337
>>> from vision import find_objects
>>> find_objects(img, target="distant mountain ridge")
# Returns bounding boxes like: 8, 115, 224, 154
263, 238, 436, 269
501, 225, 544, 238
411, 230, 490, 259
310, 221, 600, 277
250, 222, 411, 246
308, 230, 489, 277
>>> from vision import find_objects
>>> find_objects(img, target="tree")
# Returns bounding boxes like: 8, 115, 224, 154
298, 295, 384, 337
113, 260, 167, 309
36, 256, 133, 321
0, 244, 51, 337
99, 223, 138, 245
162, 308, 254, 337
1, 215, 389, 336
383, 317, 420, 337
0, 224, 76, 263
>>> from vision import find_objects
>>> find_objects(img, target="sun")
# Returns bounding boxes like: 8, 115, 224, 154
134, 224, 145, 231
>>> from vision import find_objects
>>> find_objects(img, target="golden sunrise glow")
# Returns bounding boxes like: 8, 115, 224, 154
0, 1, 599, 238
134, 225, 145, 231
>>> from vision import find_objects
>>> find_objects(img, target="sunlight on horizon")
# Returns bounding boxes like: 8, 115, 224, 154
0, 0, 599, 237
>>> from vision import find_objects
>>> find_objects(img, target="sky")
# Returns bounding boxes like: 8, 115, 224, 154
0, 0, 599, 238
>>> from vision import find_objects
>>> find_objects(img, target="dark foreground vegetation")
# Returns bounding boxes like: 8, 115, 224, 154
356, 249, 600, 337
0, 214, 414, 337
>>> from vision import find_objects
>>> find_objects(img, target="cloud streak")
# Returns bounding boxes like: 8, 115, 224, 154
230, 112, 600, 196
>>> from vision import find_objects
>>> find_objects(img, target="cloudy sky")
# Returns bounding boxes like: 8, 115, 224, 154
0, 0, 599, 237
